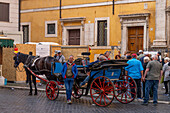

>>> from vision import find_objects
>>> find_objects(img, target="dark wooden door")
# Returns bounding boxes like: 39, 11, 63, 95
128, 26, 144, 53
69, 29, 80, 45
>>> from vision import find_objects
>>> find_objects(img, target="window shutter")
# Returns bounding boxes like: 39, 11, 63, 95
84, 23, 94, 45
0, 2, 9, 22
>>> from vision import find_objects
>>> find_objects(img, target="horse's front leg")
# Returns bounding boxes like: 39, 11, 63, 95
27, 71, 32, 96
32, 75, 37, 95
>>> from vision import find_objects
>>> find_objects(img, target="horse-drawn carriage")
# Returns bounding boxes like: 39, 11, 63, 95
14, 52, 137, 107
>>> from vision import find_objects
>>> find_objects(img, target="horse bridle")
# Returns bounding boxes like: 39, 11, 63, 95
14, 54, 25, 72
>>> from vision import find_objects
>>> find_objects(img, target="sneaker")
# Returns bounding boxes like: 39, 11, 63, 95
137, 98, 143, 101
153, 103, 157, 106
141, 102, 148, 106
81, 83, 88, 88
67, 100, 72, 104
165, 92, 168, 94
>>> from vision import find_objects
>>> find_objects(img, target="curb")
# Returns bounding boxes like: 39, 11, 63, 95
1, 85, 170, 104
0, 85, 66, 94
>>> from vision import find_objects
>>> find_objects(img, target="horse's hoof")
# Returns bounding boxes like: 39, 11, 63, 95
28, 93, 32, 96
34, 93, 38, 95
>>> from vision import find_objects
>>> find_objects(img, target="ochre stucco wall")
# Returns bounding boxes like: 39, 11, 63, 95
21, 0, 156, 61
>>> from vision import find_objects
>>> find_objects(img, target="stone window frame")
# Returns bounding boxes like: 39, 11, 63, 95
45, 20, 58, 37
60, 17, 85, 45
62, 26, 83, 45
94, 17, 110, 47
20, 22, 31, 43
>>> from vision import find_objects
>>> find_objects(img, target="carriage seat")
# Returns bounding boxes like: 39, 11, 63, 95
51, 62, 63, 77
77, 73, 87, 77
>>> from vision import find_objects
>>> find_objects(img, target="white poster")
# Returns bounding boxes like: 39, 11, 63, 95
36, 45, 50, 57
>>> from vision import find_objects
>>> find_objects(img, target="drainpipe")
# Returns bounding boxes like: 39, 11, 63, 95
113, 0, 114, 15
18, 0, 21, 31
60, 0, 62, 18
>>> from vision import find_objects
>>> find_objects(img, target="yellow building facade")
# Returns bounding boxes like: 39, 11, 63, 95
20, 0, 170, 61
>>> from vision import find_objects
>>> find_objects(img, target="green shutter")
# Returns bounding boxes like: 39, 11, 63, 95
0, 39, 14, 48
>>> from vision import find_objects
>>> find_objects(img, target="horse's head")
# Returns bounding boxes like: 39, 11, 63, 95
13, 52, 21, 68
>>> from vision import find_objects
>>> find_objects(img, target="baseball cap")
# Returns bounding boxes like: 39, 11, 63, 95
55, 50, 58, 54
139, 50, 143, 53
58, 50, 61, 53
132, 53, 137, 58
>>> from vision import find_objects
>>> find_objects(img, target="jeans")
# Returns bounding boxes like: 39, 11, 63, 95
64, 78, 74, 100
144, 80, 159, 103
143, 81, 153, 98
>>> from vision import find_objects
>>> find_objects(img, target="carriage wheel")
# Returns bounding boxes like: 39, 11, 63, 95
90, 76, 115, 107
114, 75, 137, 104
72, 82, 84, 99
46, 80, 59, 100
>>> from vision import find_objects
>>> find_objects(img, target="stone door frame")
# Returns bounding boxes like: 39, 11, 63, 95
119, 13, 150, 54
166, 7, 170, 49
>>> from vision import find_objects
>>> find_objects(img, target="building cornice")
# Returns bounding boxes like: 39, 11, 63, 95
21, 0, 155, 13
60, 17, 86, 22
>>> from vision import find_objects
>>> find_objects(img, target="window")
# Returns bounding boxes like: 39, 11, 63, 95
22, 25, 29, 43
0, 2, 9, 22
47, 24, 55, 34
97, 20, 107, 46
45, 21, 58, 37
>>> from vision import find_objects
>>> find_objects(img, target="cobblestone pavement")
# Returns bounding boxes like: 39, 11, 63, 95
0, 88, 170, 113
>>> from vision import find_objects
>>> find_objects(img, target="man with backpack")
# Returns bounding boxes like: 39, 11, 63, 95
61, 55, 78, 104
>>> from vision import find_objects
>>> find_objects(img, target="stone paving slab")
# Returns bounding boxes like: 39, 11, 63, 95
1, 82, 170, 104
1, 88, 170, 113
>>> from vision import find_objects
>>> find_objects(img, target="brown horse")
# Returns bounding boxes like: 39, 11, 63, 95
13, 52, 56, 95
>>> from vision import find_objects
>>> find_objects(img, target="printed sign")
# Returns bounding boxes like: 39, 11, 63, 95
36, 45, 50, 57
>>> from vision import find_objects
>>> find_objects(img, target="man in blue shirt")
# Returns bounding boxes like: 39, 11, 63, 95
125, 53, 144, 99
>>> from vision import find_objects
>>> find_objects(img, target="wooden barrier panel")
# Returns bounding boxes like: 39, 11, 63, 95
61, 45, 89, 61
50, 45, 61, 57
2, 47, 16, 81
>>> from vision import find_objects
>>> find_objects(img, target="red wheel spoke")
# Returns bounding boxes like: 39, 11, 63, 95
94, 93, 101, 101
99, 94, 103, 105
105, 86, 114, 91
126, 81, 134, 87
104, 81, 110, 89
91, 87, 100, 91
104, 94, 107, 105
104, 94, 111, 102
98, 78, 103, 88
125, 93, 127, 103
116, 92, 123, 97
126, 90, 136, 95
94, 81, 102, 90
92, 91, 100, 95
115, 84, 122, 89
119, 82, 123, 87
126, 92, 132, 99
115, 88, 122, 91
120, 93, 124, 101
